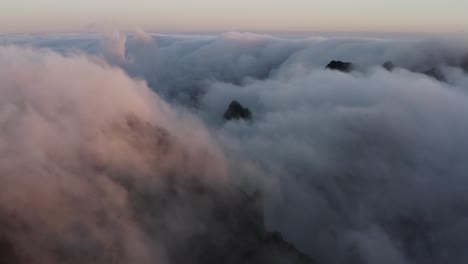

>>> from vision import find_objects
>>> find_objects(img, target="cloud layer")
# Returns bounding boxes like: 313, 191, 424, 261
0, 46, 235, 264
1, 32, 468, 264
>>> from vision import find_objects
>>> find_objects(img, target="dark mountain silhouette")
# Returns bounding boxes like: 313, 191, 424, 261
325, 60, 353, 72
383, 61, 395, 71
224, 101, 252, 121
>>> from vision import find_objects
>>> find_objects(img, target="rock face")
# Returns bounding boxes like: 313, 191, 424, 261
383, 61, 395, 71
423, 68, 446, 82
325, 60, 353, 72
224, 101, 252, 121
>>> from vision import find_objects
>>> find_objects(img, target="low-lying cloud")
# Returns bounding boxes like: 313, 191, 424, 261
205, 67, 468, 263
0, 46, 233, 264
1, 31, 468, 264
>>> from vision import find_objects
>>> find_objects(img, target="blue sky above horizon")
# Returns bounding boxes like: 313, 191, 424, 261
1, 0, 468, 34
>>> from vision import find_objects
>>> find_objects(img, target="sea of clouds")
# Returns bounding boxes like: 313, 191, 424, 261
1, 30, 468, 264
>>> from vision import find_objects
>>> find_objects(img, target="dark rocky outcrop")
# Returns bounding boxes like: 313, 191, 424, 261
224, 101, 252, 121
422, 68, 446, 82
325, 60, 353, 72
383, 61, 395, 71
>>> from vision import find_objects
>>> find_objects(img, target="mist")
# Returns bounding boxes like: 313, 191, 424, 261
1, 31, 468, 264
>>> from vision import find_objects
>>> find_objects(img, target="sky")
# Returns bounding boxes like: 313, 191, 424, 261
1, 0, 468, 34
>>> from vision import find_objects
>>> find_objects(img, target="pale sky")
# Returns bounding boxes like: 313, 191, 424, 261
1, 0, 467, 34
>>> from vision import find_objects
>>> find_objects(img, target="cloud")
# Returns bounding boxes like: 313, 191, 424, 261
1, 31, 468, 264
0, 46, 231, 264
94, 32, 468, 107
97, 32, 310, 104
200, 66, 468, 263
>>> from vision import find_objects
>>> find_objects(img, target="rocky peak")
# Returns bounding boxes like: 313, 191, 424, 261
224, 101, 252, 121
325, 60, 353, 72
383, 61, 395, 71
